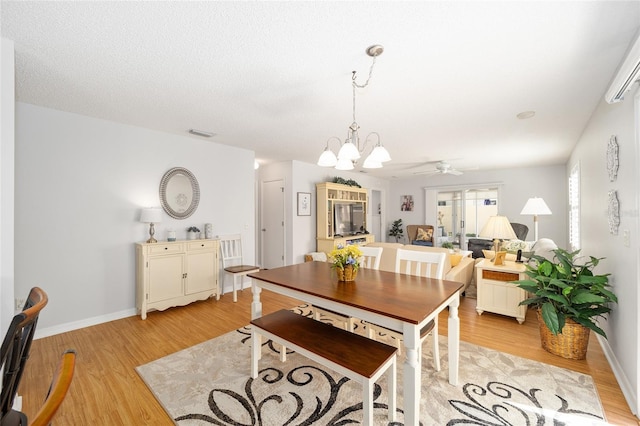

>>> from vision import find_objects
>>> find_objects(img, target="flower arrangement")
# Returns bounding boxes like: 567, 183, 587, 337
329, 244, 363, 271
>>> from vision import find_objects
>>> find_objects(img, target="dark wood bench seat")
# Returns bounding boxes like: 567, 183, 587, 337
250, 309, 397, 425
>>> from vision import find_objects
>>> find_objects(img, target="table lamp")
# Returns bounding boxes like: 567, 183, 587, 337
140, 208, 163, 243
520, 197, 552, 241
479, 215, 517, 263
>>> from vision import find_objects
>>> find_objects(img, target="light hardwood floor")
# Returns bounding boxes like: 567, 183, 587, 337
17, 290, 639, 425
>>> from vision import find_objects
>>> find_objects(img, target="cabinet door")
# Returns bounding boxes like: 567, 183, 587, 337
185, 251, 215, 294
148, 254, 184, 303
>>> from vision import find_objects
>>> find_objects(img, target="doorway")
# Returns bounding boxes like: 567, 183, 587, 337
370, 189, 384, 242
436, 187, 498, 249
260, 179, 285, 269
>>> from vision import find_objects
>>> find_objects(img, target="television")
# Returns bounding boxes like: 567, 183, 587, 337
333, 203, 366, 236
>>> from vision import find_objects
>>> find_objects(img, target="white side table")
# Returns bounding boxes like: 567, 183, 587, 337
475, 259, 528, 324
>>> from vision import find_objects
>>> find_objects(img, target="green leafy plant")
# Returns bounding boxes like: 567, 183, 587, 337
187, 226, 200, 233
441, 242, 454, 250
332, 177, 361, 188
513, 248, 617, 338
388, 219, 404, 243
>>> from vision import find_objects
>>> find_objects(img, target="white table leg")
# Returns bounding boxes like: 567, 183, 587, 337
402, 324, 420, 426
251, 283, 262, 320
448, 292, 460, 386
388, 356, 397, 422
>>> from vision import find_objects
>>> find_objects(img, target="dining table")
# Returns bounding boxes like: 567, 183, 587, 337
248, 261, 463, 425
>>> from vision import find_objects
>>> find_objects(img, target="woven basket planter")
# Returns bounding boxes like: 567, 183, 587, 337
336, 265, 358, 282
537, 310, 590, 360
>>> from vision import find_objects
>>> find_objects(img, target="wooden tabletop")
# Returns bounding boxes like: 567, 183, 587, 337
249, 261, 463, 325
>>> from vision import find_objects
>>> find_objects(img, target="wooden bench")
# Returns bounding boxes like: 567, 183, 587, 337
250, 309, 397, 425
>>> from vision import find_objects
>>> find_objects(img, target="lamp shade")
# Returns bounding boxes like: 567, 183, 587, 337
479, 215, 517, 240
140, 208, 162, 224
337, 141, 360, 161
362, 154, 382, 169
369, 145, 391, 163
335, 157, 355, 170
520, 197, 552, 215
317, 147, 338, 167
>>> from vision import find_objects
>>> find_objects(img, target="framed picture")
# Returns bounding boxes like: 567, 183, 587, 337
401, 195, 414, 211
494, 251, 507, 266
297, 192, 311, 216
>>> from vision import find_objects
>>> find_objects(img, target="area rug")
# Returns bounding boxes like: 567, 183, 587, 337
136, 306, 606, 425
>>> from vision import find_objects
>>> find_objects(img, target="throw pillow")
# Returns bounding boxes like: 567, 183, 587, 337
416, 227, 433, 241
449, 253, 462, 267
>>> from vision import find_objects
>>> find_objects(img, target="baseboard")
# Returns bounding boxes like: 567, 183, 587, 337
596, 334, 638, 416
35, 283, 247, 339
35, 308, 137, 339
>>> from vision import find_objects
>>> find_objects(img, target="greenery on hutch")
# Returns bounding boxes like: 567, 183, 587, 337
331, 177, 361, 188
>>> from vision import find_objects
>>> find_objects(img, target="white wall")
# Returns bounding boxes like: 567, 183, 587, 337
387, 165, 567, 245
1, 38, 15, 335
15, 103, 256, 335
258, 161, 390, 264
568, 85, 640, 414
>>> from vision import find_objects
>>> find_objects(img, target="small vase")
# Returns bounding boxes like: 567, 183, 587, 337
337, 265, 357, 282
188, 231, 197, 240
205, 223, 213, 239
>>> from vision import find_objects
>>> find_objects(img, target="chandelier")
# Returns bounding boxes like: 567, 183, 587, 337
317, 45, 391, 170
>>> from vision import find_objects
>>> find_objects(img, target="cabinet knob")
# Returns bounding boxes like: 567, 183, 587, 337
164, 247, 168, 250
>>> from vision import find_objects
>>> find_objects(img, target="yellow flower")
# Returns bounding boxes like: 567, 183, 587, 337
329, 245, 363, 271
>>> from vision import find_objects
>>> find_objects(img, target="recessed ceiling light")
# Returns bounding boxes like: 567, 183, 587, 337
188, 129, 215, 137
516, 111, 536, 120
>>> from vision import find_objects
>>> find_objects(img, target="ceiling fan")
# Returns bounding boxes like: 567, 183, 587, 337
413, 161, 465, 176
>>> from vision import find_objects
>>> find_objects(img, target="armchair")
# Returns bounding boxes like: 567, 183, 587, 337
406, 225, 434, 246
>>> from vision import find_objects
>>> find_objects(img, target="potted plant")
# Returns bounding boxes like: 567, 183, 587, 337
187, 226, 200, 240
441, 241, 454, 251
329, 244, 363, 282
514, 248, 617, 359
389, 219, 404, 243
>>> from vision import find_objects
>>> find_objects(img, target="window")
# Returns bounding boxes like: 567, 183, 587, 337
568, 163, 580, 250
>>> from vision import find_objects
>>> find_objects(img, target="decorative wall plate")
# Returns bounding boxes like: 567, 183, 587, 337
607, 135, 619, 182
608, 190, 620, 235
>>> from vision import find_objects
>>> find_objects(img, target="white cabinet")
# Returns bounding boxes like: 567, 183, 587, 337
136, 240, 219, 319
475, 259, 527, 324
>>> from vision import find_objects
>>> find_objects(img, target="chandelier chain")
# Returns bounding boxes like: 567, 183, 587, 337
351, 54, 378, 125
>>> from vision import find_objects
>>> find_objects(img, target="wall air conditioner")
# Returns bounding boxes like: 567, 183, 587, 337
606, 33, 640, 103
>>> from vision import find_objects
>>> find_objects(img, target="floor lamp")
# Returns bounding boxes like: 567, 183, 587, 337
520, 197, 552, 241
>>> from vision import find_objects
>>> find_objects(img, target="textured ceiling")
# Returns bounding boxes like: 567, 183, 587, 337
2, 1, 639, 178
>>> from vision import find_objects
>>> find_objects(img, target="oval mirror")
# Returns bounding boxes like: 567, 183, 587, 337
159, 167, 200, 219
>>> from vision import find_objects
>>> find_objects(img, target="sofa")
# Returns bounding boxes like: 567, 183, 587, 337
364, 242, 475, 294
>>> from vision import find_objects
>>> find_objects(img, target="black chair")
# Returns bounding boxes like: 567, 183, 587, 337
1, 287, 48, 425
467, 238, 494, 258
509, 222, 529, 241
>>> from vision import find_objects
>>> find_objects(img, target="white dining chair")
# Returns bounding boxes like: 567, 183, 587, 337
219, 234, 260, 302
368, 248, 446, 370
312, 246, 384, 331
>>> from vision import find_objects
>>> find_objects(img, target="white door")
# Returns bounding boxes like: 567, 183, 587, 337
261, 179, 285, 269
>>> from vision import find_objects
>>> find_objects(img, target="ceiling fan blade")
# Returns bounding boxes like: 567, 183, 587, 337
413, 169, 439, 176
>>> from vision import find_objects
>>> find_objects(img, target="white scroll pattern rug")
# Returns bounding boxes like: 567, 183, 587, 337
136, 305, 606, 425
